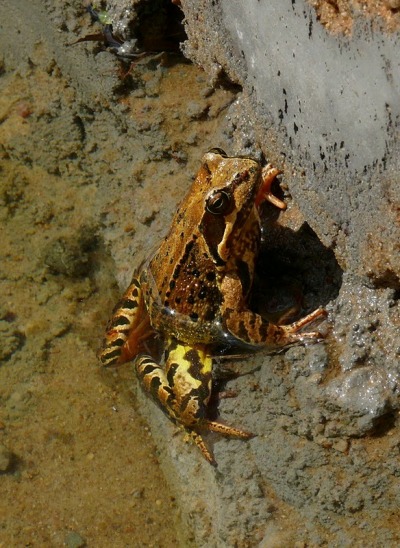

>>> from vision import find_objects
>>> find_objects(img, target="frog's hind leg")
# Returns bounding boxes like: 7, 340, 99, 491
203, 420, 253, 439
189, 421, 253, 465
135, 342, 253, 464
187, 430, 215, 465
134, 342, 213, 430
134, 353, 217, 463
99, 276, 153, 366
134, 354, 175, 414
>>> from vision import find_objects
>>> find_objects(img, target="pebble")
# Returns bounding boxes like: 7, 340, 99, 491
333, 439, 350, 453
0, 443, 13, 472
186, 101, 208, 120
384, 0, 400, 9
64, 531, 87, 548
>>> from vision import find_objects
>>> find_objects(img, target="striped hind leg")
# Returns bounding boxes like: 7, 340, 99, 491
99, 276, 153, 366
135, 339, 253, 464
134, 344, 212, 431
135, 352, 218, 463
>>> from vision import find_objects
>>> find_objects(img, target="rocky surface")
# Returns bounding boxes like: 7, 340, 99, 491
176, 0, 400, 544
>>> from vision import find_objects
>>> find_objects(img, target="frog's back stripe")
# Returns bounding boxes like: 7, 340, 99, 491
99, 276, 148, 366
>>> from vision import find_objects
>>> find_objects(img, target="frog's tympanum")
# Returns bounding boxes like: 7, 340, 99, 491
99, 149, 325, 464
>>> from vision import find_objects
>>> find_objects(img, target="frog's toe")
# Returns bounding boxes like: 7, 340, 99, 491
189, 430, 216, 466
289, 307, 327, 331
267, 307, 326, 345
205, 420, 254, 440
188, 421, 254, 465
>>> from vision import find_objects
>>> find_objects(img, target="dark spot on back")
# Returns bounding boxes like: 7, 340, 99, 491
198, 287, 207, 299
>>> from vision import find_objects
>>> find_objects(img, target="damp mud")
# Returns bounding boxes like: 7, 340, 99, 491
0, 1, 235, 545
0, 21, 184, 546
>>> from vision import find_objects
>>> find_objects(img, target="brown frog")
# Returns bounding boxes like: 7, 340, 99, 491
99, 149, 325, 464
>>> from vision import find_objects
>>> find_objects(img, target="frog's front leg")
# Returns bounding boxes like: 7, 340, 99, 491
221, 274, 326, 348
135, 338, 252, 464
99, 275, 153, 366
255, 163, 287, 210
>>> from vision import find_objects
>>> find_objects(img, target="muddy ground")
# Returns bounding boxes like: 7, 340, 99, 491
0, 1, 242, 545
0, 1, 220, 545
0, 1, 399, 547
0, 27, 169, 548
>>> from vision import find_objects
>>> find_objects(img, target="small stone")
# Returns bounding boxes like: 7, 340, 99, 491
145, 77, 161, 97
384, 0, 400, 9
0, 443, 13, 472
332, 439, 349, 453
0, 321, 25, 361
43, 226, 98, 278
186, 101, 208, 120
131, 88, 146, 98
315, 436, 333, 449
64, 531, 86, 548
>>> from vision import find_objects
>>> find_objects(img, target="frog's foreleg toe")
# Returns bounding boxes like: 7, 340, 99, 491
256, 164, 286, 210
272, 307, 327, 345
289, 307, 327, 331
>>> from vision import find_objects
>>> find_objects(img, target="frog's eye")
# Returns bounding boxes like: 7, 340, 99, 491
206, 191, 232, 215
207, 148, 227, 157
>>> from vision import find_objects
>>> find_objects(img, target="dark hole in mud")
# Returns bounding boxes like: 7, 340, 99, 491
205, 211, 342, 422
368, 269, 400, 292
251, 219, 343, 324
99, 1, 189, 96
0, 448, 18, 476
368, 412, 397, 438
135, 0, 187, 53
214, 70, 243, 93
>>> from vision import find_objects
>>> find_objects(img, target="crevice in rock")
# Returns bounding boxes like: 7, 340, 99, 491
252, 221, 343, 323
134, 0, 187, 52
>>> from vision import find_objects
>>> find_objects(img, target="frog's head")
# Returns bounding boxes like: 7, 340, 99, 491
196, 149, 262, 266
